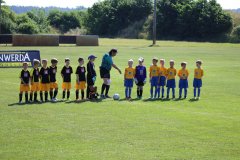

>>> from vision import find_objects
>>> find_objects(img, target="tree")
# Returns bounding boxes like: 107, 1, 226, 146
156, 0, 233, 40
0, 6, 16, 34
84, 0, 152, 36
0, 0, 5, 33
16, 14, 39, 34
27, 9, 50, 33
48, 10, 83, 33
231, 25, 240, 42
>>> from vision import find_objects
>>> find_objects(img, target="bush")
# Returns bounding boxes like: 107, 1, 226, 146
0, 6, 16, 34
230, 25, 240, 43
118, 19, 146, 39
48, 10, 83, 33
65, 27, 87, 35
17, 22, 39, 34
85, 0, 152, 36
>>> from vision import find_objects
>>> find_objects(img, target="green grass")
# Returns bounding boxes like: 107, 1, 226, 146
0, 38, 240, 159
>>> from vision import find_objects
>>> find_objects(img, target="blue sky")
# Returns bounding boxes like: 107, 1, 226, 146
4, 0, 240, 9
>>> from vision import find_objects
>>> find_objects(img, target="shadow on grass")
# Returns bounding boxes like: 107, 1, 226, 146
189, 98, 199, 102
8, 100, 66, 106
65, 98, 103, 104
173, 98, 188, 102
118, 98, 141, 102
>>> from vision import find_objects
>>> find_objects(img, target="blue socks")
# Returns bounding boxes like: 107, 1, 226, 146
167, 88, 175, 98
179, 88, 188, 98
184, 88, 187, 98
194, 88, 201, 97
150, 86, 153, 98
157, 87, 165, 98
198, 88, 201, 97
150, 86, 157, 98
157, 87, 160, 98
125, 87, 132, 98
179, 88, 182, 97
162, 88, 164, 98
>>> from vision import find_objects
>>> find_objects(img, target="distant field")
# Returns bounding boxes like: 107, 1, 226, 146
0, 39, 240, 159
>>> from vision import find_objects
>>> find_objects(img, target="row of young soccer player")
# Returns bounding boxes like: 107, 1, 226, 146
18, 56, 203, 103
19, 55, 98, 103
123, 57, 203, 100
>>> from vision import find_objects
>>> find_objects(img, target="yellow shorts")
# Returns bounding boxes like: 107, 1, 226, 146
62, 82, 71, 90
20, 84, 30, 92
40, 83, 50, 91
50, 82, 58, 89
31, 82, 40, 92
75, 81, 86, 90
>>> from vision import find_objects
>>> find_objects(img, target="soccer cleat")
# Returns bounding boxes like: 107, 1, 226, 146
34, 100, 40, 103
19, 101, 23, 104
184, 96, 187, 99
194, 97, 197, 100
197, 97, 201, 100
166, 96, 169, 99
105, 95, 111, 98
100, 94, 105, 99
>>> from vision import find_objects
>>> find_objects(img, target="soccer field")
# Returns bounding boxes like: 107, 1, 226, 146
0, 39, 240, 159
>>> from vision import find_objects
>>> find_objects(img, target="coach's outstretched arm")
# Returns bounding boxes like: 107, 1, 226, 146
112, 64, 122, 74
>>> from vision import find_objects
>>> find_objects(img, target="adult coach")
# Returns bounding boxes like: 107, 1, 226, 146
100, 49, 122, 98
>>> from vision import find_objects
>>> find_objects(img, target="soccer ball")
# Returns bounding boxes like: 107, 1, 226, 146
113, 93, 120, 100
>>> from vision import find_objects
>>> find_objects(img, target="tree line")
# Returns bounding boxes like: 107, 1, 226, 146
0, 0, 240, 42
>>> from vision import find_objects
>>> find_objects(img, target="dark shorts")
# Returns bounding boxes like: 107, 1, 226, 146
124, 79, 134, 88
87, 75, 95, 86
167, 79, 176, 88
179, 79, 188, 89
193, 78, 202, 88
151, 76, 159, 86
136, 81, 144, 86
158, 76, 166, 86
100, 67, 110, 79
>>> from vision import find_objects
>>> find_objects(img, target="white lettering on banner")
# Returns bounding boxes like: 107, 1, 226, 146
0, 53, 31, 62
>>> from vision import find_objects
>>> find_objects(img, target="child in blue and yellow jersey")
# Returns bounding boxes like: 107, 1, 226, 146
157, 59, 167, 99
19, 62, 31, 104
178, 62, 189, 99
30, 59, 40, 102
193, 60, 204, 100
134, 57, 147, 99
166, 60, 177, 99
149, 57, 160, 99
124, 59, 135, 100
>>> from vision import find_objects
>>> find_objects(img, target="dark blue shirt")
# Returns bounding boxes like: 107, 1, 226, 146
135, 65, 147, 81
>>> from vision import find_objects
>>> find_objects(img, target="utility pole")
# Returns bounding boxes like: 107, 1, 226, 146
153, 0, 157, 45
